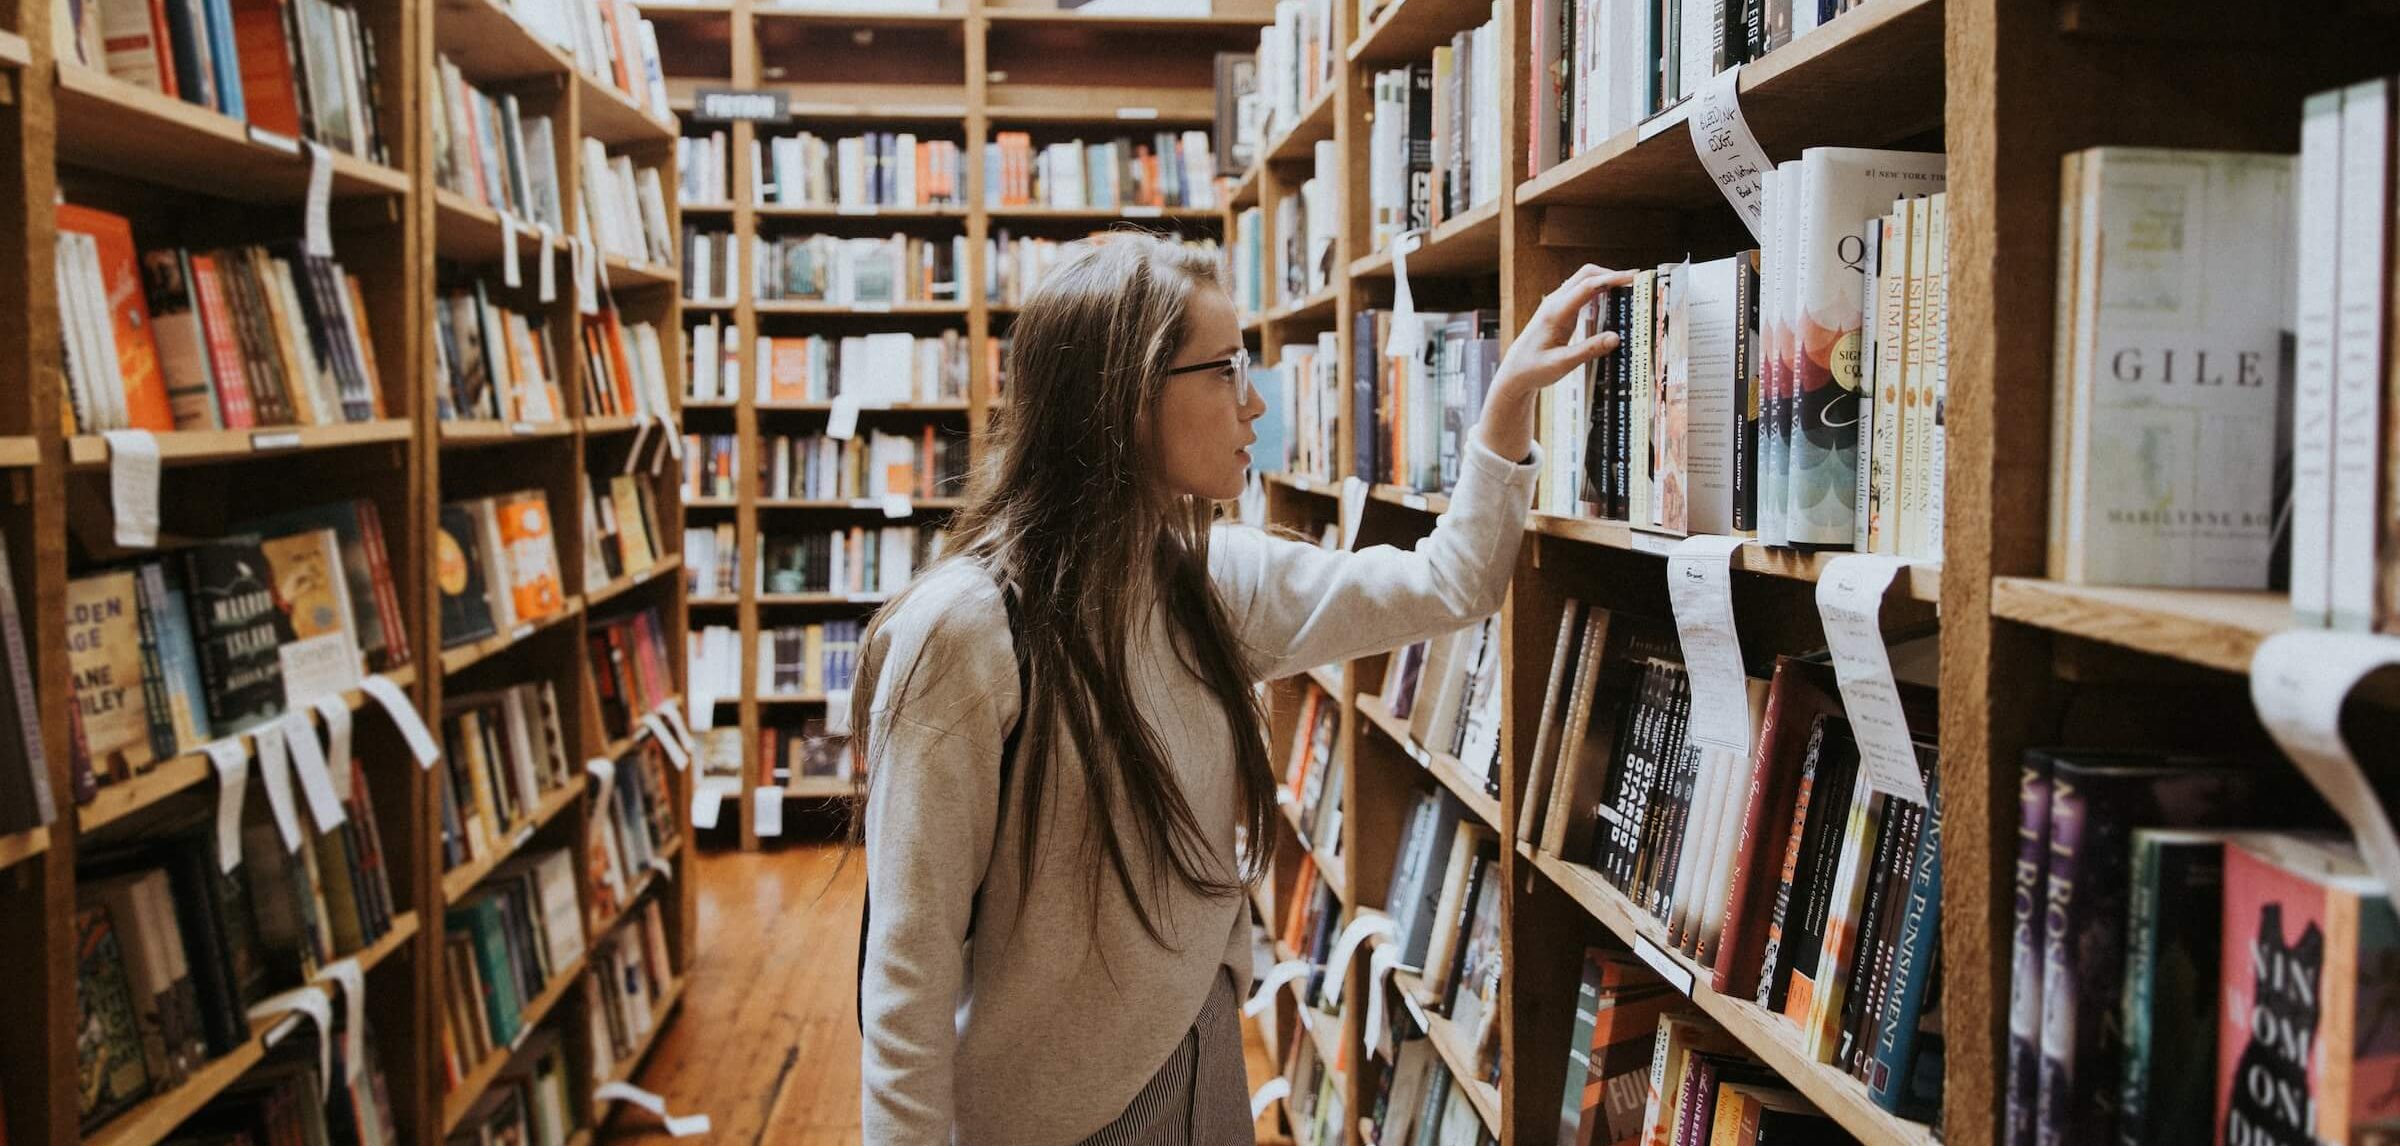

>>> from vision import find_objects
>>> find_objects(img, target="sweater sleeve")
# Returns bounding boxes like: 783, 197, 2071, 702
1212, 438, 1541, 683
858, 585, 1020, 1144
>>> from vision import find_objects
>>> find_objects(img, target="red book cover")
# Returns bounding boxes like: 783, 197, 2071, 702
187, 255, 256, 428
1711, 656, 1842, 993
2217, 834, 2400, 1145
227, 0, 301, 138
56, 204, 174, 432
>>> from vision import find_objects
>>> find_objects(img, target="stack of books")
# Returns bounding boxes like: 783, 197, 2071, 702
584, 606, 678, 743
433, 283, 568, 425
754, 131, 967, 209
437, 681, 576, 873
758, 527, 942, 597
581, 137, 677, 267
433, 59, 566, 229
752, 332, 969, 405
759, 428, 967, 502
986, 131, 1218, 210
435, 492, 570, 648
440, 849, 586, 1084
1364, 1, 1503, 249
753, 233, 966, 304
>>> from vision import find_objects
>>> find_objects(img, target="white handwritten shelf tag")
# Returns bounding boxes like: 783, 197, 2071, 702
1382, 230, 1425, 356
104, 430, 161, 548
254, 721, 303, 852
1244, 959, 1311, 1018
303, 141, 335, 258
281, 711, 347, 833
1321, 914, 1396, 1002
536, 225, 557, 303
1817, 554, 1928, 804
317, 957, 366, 1081
361, 675, 439, 768
203, 739, 250, 872
310, 696, 353, 801
1690, 67, 1772, 242
1249, 1077, 1290, 1121
2252, 630, 2400, 897
1665, 534, 1753, 757
595, 1082, 712, 1137
249, 986, 335, 1096
501, 213, 522, 288
752, 786, 783, 837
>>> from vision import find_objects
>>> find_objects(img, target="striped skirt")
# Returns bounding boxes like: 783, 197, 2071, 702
1076, 966, 1254, 1145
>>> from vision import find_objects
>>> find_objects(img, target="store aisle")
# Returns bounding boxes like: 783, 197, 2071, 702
598, 843, 1288, 1145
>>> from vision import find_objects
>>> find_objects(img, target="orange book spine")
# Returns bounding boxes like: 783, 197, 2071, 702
57, 204, 174, 432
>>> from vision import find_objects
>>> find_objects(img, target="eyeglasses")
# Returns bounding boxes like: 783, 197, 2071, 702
1163, 347, 1252, 405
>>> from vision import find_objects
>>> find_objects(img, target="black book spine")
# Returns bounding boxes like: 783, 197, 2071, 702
1838, 794, 1910, 1071
0, 526, 52, 828
132, 564, 181, 764
1405, 63, 1434, 233
1611, 286, 1634, 520
1779, 722, 1861, 1013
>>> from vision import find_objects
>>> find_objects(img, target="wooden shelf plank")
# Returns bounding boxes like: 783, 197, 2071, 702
985, 7, 1268, 29
1228, 162, 1262, 210
580, 414, 639, 435
1369, 482, 1449, 514
0, 437, 37, 467
578, 70, 679, 145
1263, 471, 1338, 498
54, 66, 411, 200
437, 0, 573, 82
84, 913, 419, 1146
439, 418, 575, 447
0, 824, 48, 871
1990, 577, 2286, 675
1349, 0, 1503, 65
1516, 0, 1941, 211
1527, 512, 1945, 602
688, 594, 740, 606
755, 496, 966, 511
1267, 283, 1340, 326
1349, 199, 1502, 280
983, 205, 1221, 223
79, 667, 419, 835
683, 298, 736, 313
602, 252, 680, 288
779, 777, 856, 798
983, 98, 1217, 125
756, 591, 891, 606
753, 399, 972, 412
433, 189, 569, 264
1390, 968, 1501, 1134
1527, 848, 1939, 1146
585, 555, 685, 609
1263, 83, 1339, 167
753, 203, 968, 218
68, 420, 415, 470
1355, 693, 1504, 830
441, 951, 591, 1133
441, 775, 590, 904
756, 692, 827, 705
752, 299, 968, 315
752, 3, 965, 24
683, 497, 739, 509
439, 598, 585, 676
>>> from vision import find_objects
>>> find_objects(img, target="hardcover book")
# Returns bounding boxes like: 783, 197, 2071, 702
437, 502, 498, 647
67, 570, 158, 784
182, 533, 295, 736
258, 527, 364, 709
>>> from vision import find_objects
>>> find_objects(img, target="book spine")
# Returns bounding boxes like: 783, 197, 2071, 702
131, 565, 180, 765
2291, 92, 2342, 624
2333, 81, 2390, 627
1869, 767, 1943, 1116
2034, 770, 2086, 1146
2005, 758, 2052, 1146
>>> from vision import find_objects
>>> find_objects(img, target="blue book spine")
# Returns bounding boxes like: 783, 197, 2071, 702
205, 0, 243, 120
1869, 764, 1942, 1116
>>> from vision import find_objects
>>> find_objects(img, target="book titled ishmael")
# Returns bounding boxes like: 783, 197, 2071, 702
2047, 147, 2294, 589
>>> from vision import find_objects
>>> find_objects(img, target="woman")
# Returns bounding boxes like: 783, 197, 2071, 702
855, 233, 1626, 1144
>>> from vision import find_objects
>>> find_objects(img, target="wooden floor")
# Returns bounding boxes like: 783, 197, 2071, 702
597, 840, 1293, 1145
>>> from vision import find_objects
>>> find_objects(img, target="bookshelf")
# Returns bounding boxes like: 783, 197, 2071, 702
0, 0, 696, 1139
1224, 2, 2400, 1146
650, 0, 1261, 849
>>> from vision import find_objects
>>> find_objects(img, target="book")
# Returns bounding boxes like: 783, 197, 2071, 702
2046, 148, 2295, 588
436, 502, 498, 648
67, 570, 159, 785
2216, 834, 2400, 1144
75, 903, 153, 1131
2114, 829, 2234, 1145
257, 527, 364, 708
56, 203, 175, 433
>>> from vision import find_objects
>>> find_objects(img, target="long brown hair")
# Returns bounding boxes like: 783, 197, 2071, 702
850, 233, 1276, 947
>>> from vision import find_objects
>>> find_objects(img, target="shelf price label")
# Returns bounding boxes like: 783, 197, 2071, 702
103, 429, 160, 549
2253, 630, 2400, 898
1816, 554, 1928, 805
1665, 534, 1752, 758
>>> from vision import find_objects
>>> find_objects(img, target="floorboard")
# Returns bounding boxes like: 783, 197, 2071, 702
597, 842, 1292, 1144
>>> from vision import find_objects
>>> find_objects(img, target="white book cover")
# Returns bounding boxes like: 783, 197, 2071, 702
2291, 90, 2344, 626
2330, 79, 2389, 629
1925, 192, 1950, 560
1676, 255, 1740, 536
1787, 147, 1946, 548
1755, 163, 1792, 546
2057, 147, 2294, 588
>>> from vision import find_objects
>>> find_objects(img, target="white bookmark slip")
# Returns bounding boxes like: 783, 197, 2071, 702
1690, 67, 1773, 242
1382, 230, 1425, 357
103, 430, 161, 548
248, 985, 334, 1095
881, 493, 913, 519
690, 784, 725, 830
281, 711, 348, 833
752, 786, 783, 837
827, 394, 862, 441
360, 675, 439, 768
574, 238, 599, 316
303, 141, 335, 258
1665, 534, 1754, 758
642, 713, 690, 770
253, 721, 304, 852
203, 739, 250, 873
501, 213, 523, 288
1320, 914, 1397, 1002
822, 689, 852, 737
310, 696, 353, 800
1243, 959, 1311, 1018
316, 957, 366, 1081
2252, 630, 2400, 898
585, 757, 617, 803
1248, 1077, 1291, 1121
594, 1083, 714, 1137
1339, 476, 1368, 550
1362, 942, 1403, 1052
537, 225, 557, 303
1816, 554, 1929, 804
687, 683, 717, 732
655, 703, 697, 755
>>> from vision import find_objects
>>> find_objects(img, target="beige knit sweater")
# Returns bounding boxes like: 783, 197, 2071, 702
858, 440, 1539, 1144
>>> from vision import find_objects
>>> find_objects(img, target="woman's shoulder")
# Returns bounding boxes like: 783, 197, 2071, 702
866, 560, 1018, 711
